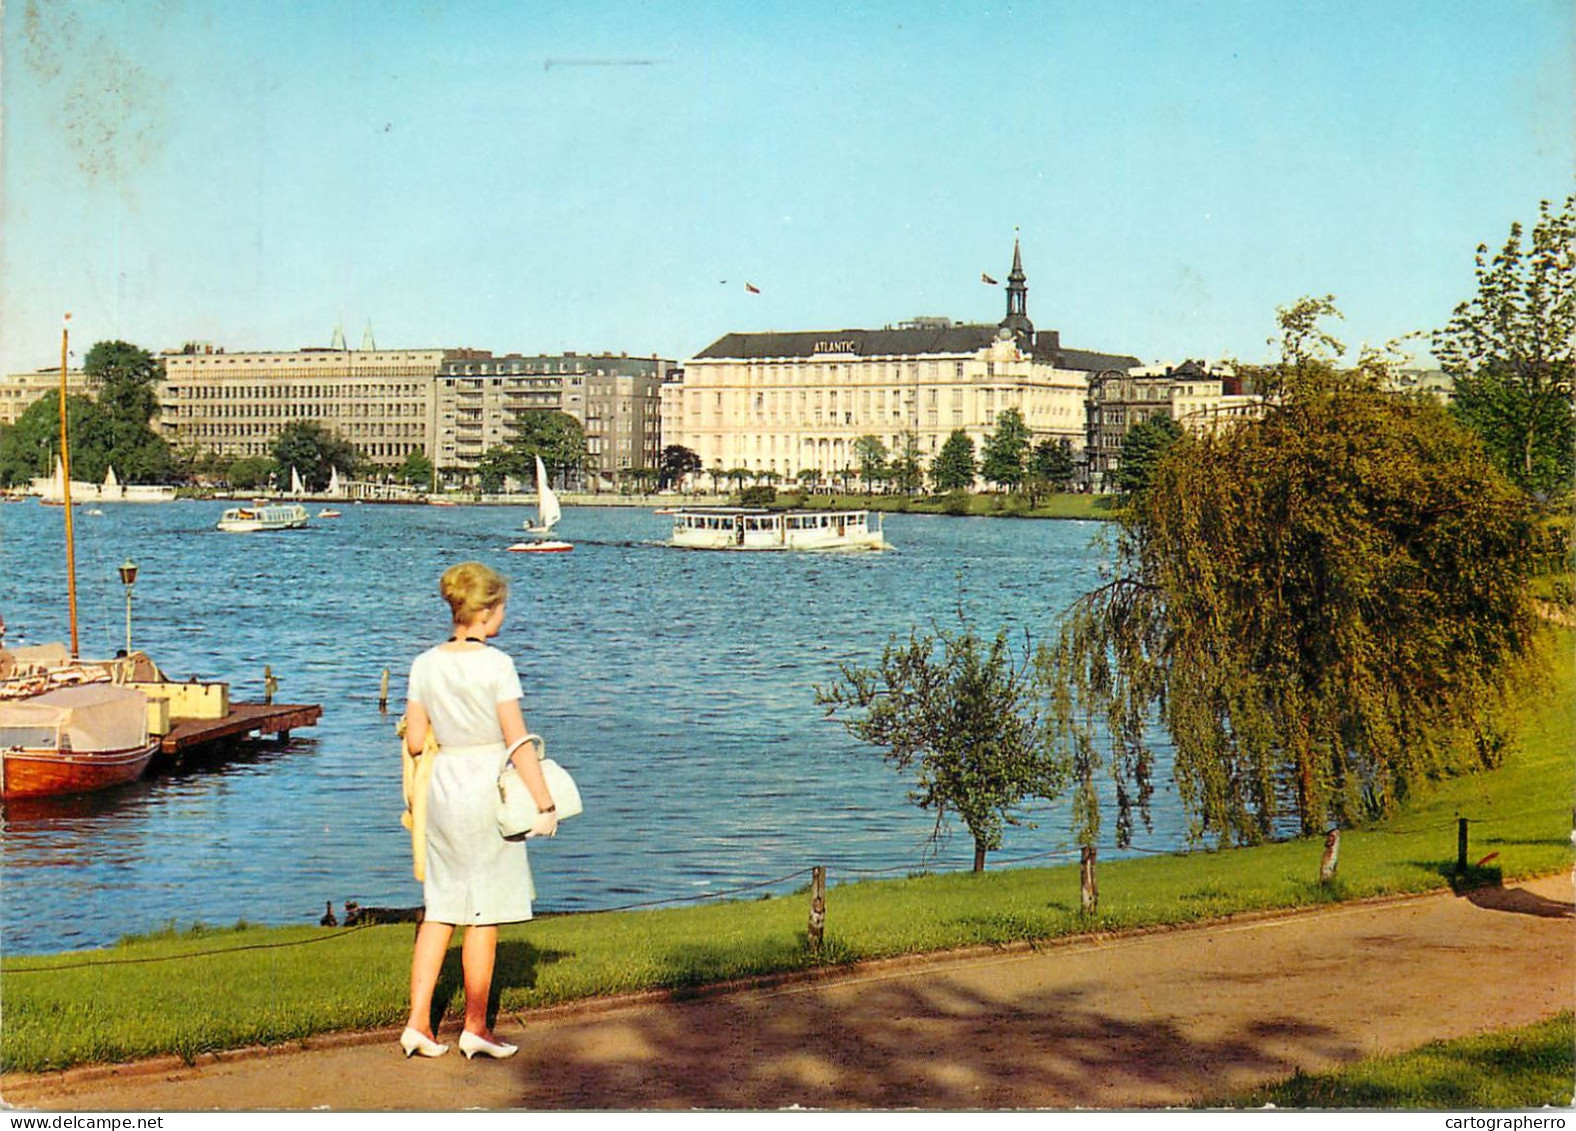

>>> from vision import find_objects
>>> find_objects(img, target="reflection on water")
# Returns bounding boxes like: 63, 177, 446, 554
0, 501, 1178, 955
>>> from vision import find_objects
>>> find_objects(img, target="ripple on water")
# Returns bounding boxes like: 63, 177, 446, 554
1, 503, 1185, 953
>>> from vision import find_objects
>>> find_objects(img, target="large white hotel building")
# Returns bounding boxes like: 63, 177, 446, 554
661, 241, 1140, 481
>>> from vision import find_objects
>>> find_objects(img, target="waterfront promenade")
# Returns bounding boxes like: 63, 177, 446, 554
6, 872, 1570, 1111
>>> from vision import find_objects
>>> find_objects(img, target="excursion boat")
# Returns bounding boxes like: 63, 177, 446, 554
668, 508, 889, 552
216, 503, 310, 532
0, 682, 159, 798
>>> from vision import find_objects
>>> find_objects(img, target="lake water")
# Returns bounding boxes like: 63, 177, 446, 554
0, 500, 1185, 955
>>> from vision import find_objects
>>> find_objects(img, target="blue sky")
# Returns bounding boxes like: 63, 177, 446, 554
3, 0, 1571, 376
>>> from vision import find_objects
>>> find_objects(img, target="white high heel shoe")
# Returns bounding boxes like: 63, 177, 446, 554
400, 1026, 449, 1058
458, 1030, 518, 1059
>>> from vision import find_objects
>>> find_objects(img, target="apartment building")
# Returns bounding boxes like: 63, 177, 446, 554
158, 344, 446, 467
0, 366, 89, 426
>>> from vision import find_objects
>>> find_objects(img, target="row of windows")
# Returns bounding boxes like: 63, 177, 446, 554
168, 383, 428, 399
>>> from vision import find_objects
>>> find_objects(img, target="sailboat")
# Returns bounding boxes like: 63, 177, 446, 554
318, 466, 343, 516
1, 317, 161, 798
508, 456, 572, 553
289, 466, 305, 497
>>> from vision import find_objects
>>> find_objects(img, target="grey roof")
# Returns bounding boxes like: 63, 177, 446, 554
1049, 347, 1143, 372
695, 326, 1137, 372
694, 325, 999, 359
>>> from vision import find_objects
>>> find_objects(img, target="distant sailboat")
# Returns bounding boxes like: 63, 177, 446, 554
523, 456, 561, 535
509, 455, 572, 553
289, 466, 304, 496
327, 465, 341, 498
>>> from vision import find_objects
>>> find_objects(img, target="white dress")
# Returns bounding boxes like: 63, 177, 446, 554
407, 644, 534, 925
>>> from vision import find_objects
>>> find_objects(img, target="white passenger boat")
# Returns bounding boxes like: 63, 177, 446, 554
668, 508, 889, 552
216, 503, 310, 533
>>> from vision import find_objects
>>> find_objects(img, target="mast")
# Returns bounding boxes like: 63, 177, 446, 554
59, 313, 80, 656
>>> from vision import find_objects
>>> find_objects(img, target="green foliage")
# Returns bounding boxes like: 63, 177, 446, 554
0, 392, 117, 487
887, 431, 925, 494
225, 456, 277, 491
980, 407, 1031, 490
739, 484, 777, 506
474, 445, 525, 493
817, 623, 1068, 870
931, 429, 978, 491
396, 450, 434, 488
83, 340, 163, 426
853, 434, 889, 490
1110, 414, 1182, 499
1434, 196, 1575, 499
507, 409, 586, 484
659, 444, 702, 488
271, 421, 358, 492
1044, 299, 1541, 847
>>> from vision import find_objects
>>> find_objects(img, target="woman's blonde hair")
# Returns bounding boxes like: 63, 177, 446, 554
440, 561, 508, 626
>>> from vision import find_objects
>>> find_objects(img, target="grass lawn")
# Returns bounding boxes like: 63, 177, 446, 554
1217, 1013, 1575, 1109
2, 631, 1571, 1076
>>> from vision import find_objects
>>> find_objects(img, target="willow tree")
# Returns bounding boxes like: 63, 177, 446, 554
1043, 299, 1539, 847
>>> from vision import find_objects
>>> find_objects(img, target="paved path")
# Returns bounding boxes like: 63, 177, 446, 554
5, 875, 1572, 1111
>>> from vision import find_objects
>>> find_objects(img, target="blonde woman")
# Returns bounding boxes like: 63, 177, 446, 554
399, 561, 557, 1060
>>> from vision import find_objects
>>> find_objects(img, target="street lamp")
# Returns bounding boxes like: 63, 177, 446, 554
118, 558, 138, 655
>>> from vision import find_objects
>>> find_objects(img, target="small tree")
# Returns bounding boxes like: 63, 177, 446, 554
1025, 438, 1077, 504
272, 421, 359, 492
981, 408, 1031, 491
1434, 196, 1575, 498
853, 434, 890, 491
474, 445, 525, 493
1110, 415, 1183, 500
397, 451, 435, 489
508, 409, 587, 487
818, 624, 1068, 872
659, 444, 702, 489
889, 431, 925, 494
931, 429, 978, 492
226, 455, 278, 491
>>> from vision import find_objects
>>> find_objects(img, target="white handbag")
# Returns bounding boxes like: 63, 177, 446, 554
496, 734, 582, 840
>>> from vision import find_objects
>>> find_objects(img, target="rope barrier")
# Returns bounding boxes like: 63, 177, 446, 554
3, 923, 373, 975
7, 805, 1557, 974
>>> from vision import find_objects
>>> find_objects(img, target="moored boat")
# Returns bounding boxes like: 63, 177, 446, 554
217, 503, 310, 532
0, 682, 159, 798
668, 507, 889, 552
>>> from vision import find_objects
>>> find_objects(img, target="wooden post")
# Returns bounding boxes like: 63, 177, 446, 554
379, 669, 390, 712
264, 665, 278, 705
1080, 846, 1098, 914
1456, 817, 1469, 877
807, 865, 826, 951
1319, 829, 1340, 884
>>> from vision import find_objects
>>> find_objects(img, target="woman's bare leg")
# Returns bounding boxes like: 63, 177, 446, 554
406, 919, 455, 1036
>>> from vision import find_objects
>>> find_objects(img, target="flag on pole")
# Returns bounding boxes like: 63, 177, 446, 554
981, 273, 999, 285
744, 282, 760, 294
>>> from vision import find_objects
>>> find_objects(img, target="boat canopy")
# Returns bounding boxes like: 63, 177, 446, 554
0, 684, 148, 751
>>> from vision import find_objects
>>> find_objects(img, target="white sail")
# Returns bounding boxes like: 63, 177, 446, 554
290, 466, 304, 495
534, 456, 561, 532
103, 465, 119, 488
328, 465, 341, 497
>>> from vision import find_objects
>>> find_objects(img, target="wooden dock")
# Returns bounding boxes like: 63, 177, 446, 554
159, 703, 322, 755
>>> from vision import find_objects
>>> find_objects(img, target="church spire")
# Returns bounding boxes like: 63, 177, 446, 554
998, 232, 1034, 345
